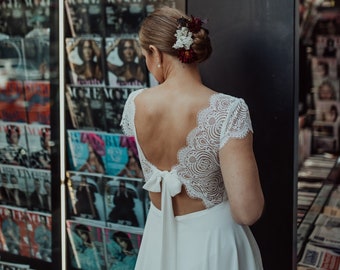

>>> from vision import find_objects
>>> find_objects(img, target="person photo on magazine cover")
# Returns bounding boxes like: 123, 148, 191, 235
2, 208, 20, 255
108, 180, 139, 227
33, 215, 52, 262
0, 173, 13, 205
78, 133, 106, 174
74, 175, 100, 220
117, 153, 143, 179
107, 231, 137, 270
9, 174, 27, 208
29, 127, 51, 170
70, 223, 103, 270
0, 124, 29, 167
29, 178, 49, 212
106, 38, 147, 86
66, 38, 104, 84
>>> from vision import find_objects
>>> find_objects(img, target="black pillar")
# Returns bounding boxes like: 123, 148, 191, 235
188, 1, 298, 270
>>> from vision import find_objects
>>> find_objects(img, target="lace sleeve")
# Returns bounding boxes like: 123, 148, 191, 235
120, 90, 140, 136
219, 98, 253, 149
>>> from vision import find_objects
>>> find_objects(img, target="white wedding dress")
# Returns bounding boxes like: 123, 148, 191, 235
121, 88, 263, 270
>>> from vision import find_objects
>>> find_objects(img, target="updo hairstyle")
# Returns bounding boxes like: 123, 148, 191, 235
139, 6, 212, 64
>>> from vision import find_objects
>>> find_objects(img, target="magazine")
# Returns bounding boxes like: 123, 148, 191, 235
308, 213, 340, 249
67, 130, 107, 174
0, 260, 31, 270
0, 205, 31, 257
23, 81, 50, 125
65, 0, 104, 37
102, 87, 136, 133
26, 168, 51, 213
66, 170, 105, 222
25, 211, 52, 262
24, 0, 51, 32
105, 35, 147, 87
0, 80, 27, 123
0, 164, 29, 208
66, 220, 106, 270
103, 224, 143, 270
65, 37, 105, 86
104, 175, 147, 229
311, 56, 338, 83
298, 243, 340, 269
65, 85, 106, 131
23, 36, 50, 81
104, 134, 143, 178
0, 38, 26, 80
103, 0, 145, 35
0, 1, 28, 37
0, 122, 29, 167
26, 124, 51, 170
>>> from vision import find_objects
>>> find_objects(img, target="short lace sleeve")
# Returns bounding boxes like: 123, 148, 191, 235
120, 90, 141, 136
219, 98, 253, 149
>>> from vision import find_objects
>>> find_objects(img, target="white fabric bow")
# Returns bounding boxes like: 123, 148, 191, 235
143, 170, 182, 197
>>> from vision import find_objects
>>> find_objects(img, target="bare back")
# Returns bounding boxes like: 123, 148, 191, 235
134, 86, 215, 215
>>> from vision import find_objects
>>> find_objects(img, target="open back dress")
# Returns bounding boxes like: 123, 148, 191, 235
121, 88, 263, 270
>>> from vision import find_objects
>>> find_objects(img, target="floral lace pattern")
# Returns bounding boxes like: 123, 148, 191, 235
121, 89, 253, 208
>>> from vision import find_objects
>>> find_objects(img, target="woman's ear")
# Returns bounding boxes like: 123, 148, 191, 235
148, 45, 162, 64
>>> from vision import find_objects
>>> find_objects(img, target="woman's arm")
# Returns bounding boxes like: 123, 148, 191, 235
219, 132, 264, 225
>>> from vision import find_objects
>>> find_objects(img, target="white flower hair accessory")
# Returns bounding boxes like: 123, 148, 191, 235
172, 15, 206, 63
173, 27, 193, 50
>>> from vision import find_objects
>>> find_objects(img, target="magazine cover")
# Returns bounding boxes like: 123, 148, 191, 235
102, 87, 136, 133
23, 81, 50, 125
104, 175, 147, 228
23, 36, 50, 81
0, 164, 29, 209
26, 168, 51, 213
67, 130, 107, 174
311, 56, 338, 83
0, 205, 30, 257
0, 122, 29, 167
0, 260, 31, 270
145, 0, 176, 15
313, 78, 340, 103
103, 225, 143, 270
25, 211, 52, 262
0, 80, 27, 122
315, 34, 340, 59
0, 37, 28, 80
105, 35, 147, 87
66, 170, 105, 222
26, 124, 51, 170
0, 1, 28, 37
24, 0, 50, 29
0, 38, 26, 81
104, 134, 143, 178
103, 0, 145, 35
65, 37, 105, 86
66, 220, 106, 270
65, 0, 104, 37
65, 85, 106, 131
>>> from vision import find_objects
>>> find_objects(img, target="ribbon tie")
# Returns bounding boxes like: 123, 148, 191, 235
143, 170, 182, 270
143, 170, 182, 196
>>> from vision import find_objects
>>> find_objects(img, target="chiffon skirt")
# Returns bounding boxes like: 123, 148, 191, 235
135, 201, 263, 270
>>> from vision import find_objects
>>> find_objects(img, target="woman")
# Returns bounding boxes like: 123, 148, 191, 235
67, 38, 104, 84
120, 6, 264, 270
106, 38, 146, 86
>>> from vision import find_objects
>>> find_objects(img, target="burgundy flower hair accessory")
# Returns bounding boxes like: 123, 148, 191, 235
172, 15, 206, 64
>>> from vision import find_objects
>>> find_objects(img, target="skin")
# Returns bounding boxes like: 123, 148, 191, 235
134, 45, 264, 225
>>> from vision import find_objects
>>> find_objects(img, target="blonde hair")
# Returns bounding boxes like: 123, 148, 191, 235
139, 6, 212, 63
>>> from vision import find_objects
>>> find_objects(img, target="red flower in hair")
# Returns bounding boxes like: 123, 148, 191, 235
187, 15, 203, 33
177, 48, 197, 64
